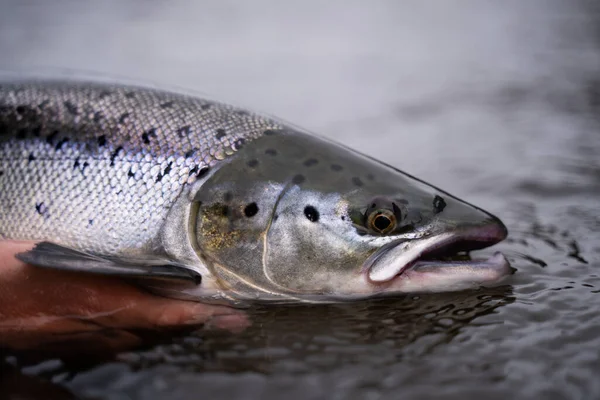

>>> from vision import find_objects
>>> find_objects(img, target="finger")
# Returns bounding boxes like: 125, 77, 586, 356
104, 294, 250, 331
0, 240, 250, 332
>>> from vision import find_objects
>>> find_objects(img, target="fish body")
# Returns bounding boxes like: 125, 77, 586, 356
0, 79, 511, 305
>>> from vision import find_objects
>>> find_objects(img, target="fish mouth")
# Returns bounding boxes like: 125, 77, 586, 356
365, 220, 510, 284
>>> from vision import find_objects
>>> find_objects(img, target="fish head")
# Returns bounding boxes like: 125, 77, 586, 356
193, 131, 510, 302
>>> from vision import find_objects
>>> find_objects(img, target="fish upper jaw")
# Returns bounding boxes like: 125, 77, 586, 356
363, 218, 510, 285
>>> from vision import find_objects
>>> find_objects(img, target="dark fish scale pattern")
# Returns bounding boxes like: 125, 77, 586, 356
0, 81, 282, 255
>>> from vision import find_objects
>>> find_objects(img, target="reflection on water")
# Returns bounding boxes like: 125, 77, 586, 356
125, 288, 514, 374
1, 0, 600, 399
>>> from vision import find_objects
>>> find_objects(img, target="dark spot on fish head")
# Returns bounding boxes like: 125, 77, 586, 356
98, 135, 107, 147
244, 202, 259, 217
292, 174, 306, 185
367, 173, 375, 181
304, 205, 319, 222
247, 159, 259, 168
200, 103, 211, 110
433, 195, 447, 214
224, 192, 233, 202
352, 177, 364, 187
331, 164, 343, 171
265, 149, 277, 156
215, 129, 226, 140
303, 158, 319, 167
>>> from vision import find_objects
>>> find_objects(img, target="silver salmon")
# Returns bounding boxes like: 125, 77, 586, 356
0, 79, 511, 304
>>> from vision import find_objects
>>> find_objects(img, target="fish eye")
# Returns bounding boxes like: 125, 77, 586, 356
367, 209, 396, 234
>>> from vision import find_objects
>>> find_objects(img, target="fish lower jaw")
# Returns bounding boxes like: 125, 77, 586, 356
377, 252, 513, 293
366, 221, 510, 284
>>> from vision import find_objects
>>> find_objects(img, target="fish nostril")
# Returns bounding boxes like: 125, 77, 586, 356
433, 195, 447, 214
392, 202, 402, 220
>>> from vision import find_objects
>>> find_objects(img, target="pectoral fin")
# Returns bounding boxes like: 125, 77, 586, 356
16, 242, 202, 284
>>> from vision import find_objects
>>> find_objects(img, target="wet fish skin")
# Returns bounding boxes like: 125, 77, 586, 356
0, 79, 511, 305
0, 80, 281, 259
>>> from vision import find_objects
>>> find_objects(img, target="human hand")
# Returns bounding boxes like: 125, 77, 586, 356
0, 241, 249, 356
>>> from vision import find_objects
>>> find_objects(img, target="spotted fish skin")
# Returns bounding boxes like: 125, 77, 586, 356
0, 80, 282, 256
